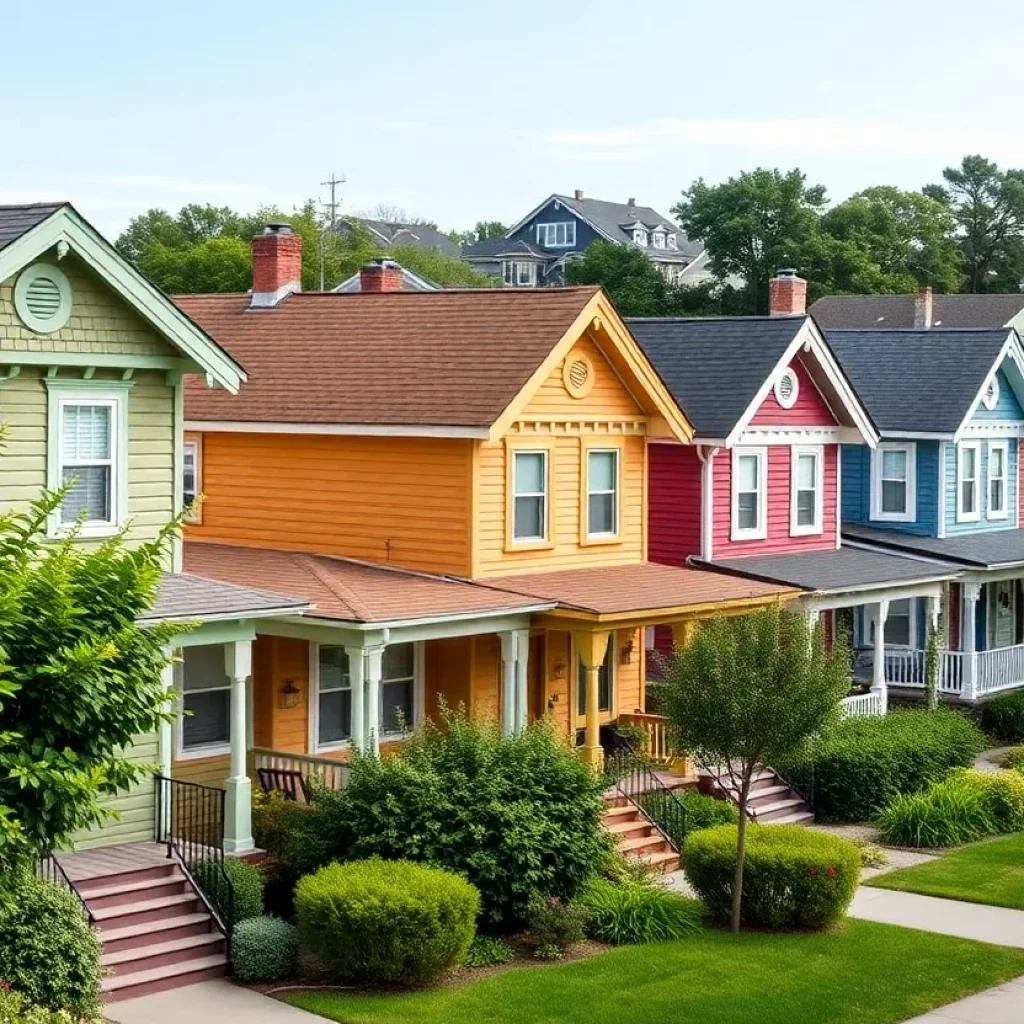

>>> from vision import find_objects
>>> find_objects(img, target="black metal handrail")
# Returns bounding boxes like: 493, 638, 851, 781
36, 849, 97, 928
604, 749, 689, 853
155, 775, 235, 940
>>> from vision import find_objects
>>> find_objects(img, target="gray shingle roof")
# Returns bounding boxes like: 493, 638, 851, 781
462, 238, 553, 259
556, 195, 702, 259
705, 546, 956, 594
336, 217, 460, 257
628, 315, 807, 438
844, 526, 1024, 570
0, 202, 65, 251
825, 328, 1010, 434
138, 572, 310, 623
811, 294, 1024, 330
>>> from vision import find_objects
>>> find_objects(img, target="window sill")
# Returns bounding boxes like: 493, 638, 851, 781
790, 525, 823, 538
987, 512, 1009, 522
505, 538, 555, 553
957, 513, 981, 524
175, 743, 231, 762
580, 533, 623, 548
729, 530, 767, 543
47, 522, 123, 541
869, 513, 915, 524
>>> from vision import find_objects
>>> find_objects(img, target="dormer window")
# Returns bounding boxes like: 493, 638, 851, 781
537, 222, 576, 247
633, 229, 648, 247
652, 231, 665, 248
666, 234, 678, 250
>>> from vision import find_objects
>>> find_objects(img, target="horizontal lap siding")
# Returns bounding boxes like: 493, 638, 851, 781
426, 636, 473, 718
648, 441, 702, 566
172, 754, 230, 789
750, 357, 837, 427
712, 444, 838, 559
945, 439, 1019, 535
188, 433, 473, 576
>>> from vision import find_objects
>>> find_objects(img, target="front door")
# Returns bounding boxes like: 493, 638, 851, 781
990, 581, 1016, 648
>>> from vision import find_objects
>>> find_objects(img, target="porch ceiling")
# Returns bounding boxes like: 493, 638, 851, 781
844, 525, 1024, 570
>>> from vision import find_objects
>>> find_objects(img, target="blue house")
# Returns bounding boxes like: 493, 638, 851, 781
461, 190, 706, 288
828, 325, 1024, 702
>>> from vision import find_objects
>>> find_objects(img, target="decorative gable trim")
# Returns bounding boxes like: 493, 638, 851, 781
953, 330, 1024, 442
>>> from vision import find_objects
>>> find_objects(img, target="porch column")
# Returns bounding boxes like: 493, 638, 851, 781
499, 629, 530, 736
366, 645, 384, 755
344, 645, 366, 750
158, 651, 174, 839
871, 600, 889, 698
962, 583, 980, 702
576, 631, 610, 769
925, 594, 941, 641
223, 639, 254, 855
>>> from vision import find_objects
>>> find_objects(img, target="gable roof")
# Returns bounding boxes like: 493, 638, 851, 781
177, 287, 692, 441
825, 328, 1020, 436
462, 238, 553, 260
335, 217, 460, 258
628, 314, 877, 445
0, 202, 245, 392
811, 294, 1024, 330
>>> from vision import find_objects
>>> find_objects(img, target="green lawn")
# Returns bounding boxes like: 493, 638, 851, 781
281, 919, 1024, 1024
867, 832, 1024, 910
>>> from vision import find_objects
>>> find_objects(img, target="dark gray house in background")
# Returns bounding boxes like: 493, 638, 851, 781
462, 190, 707, 288
333, 216, 461, 258
811, 288, 1024, 332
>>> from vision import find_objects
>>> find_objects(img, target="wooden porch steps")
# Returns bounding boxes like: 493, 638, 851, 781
706, 766, 814, 826
600, 796, 679, 874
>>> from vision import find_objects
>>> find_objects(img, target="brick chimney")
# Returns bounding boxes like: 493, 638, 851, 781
914, 285, 933, 329
769, 269, 807, 316
250, 223, 302, 308
360, 258, 404, 293
574, 189, 584, 201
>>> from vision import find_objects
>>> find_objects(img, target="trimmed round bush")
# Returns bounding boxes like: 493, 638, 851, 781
0, 877, 101, 1015
295, 858, 480, 987
581, 877, 703, 944
683, 824, 860, 930
997, 746, 1024, 771
982, 691, 1024, 743
778, 708, 985, 823
232, 915, 299, 982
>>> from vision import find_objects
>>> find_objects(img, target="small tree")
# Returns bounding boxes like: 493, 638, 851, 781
660, 606, 850, 933
924, 612, 944, 712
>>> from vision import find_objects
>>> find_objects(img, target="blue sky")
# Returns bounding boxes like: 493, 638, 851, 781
4, 0, 1024, 237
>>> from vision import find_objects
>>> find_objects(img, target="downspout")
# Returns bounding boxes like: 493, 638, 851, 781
698, 445, 719, 562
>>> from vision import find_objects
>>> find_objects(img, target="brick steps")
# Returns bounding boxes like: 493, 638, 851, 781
600, 797, 679, 874
707, 766, 814, 826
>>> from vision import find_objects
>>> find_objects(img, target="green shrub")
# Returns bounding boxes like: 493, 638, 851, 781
581, 877, 703, 944
295, 858, 479, 987
193, 856, 265, 926
463, 935, 513, 968
306, 709, 611, 926
525, 894, 587, 956
0, 986, 102, 1024
983, 692, 1024, 742
684, 824, 860, 930
232, 915, 299, 982
996, 746, 1024, 771
966, 769, 1024, 832
778, 708, 985, 822
636, 790, 738, 851
0, 878, 101, 1016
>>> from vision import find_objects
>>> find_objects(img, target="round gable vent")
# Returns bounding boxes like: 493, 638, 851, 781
982, 376, 1000, 411
563, 354, 595, 399
774, 367, 799, 409
14, 263, 72, 334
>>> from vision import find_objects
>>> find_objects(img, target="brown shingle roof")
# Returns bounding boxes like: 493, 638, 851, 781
810, 294, 1024, 330
486, 563, 798, 617
176, 288, 600, 428
140, 572, 310, 623
184, 543, 553, 624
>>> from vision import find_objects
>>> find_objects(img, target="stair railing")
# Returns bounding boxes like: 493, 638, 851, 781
36, 849, 96, 928
604, 748, 690, 853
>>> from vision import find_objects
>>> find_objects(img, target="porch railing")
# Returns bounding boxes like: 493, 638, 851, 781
252, 747, 350, 791
976, 644, 1024, 695
616, 712, 676, 765
840, 690, 887, 718
604, 750, 688, 851
36, 850, 96, 928
884, 643, 1024, 699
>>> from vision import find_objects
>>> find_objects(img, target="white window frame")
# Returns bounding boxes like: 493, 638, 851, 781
870, 442, 916, 523
957, 440, 981, 523
790, 445, 824, 537
870, 598, 916, 650
503, 260, 536, 287
731, 446, 767, 541
175, 646, 232, 761
988, 440, 1009, 521
666, 234, 678, 250
46, 381, 131, 538
652, 231, 665, 248
774, 368, 800, 410
982, 375, 1000, 411
536, 222, 576, 248
633, 229, 648, 247
183, 438, 202, 523
512, 449, 549, 543
586, 448, 620, 539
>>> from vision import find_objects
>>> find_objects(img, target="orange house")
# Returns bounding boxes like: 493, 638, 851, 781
170, 239, 796, 802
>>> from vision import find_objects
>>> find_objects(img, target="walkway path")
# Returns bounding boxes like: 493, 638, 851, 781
898, 974, 1024, 1022
109, 979, 312, 1024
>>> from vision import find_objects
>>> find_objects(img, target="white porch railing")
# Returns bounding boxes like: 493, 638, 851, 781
883, 643, 1024, 700
252, 747, 349, 791
840, 691, 887, 718
884, 648, 964, 695
976, 644, 1024, 695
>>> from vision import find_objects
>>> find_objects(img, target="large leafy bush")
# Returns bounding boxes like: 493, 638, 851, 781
0, 878, 101, 1016
780, 708, 985, 823
295, 858, 479, 987
0, 986, 101, 1024
302, 709, 611, 925
581, 877, 703, 944
982, 691, 1024, 743
684, 824, 860, 930
232, 915, 299, 982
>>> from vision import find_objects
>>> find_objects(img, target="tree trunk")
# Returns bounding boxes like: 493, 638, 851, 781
731, 768, 754, 934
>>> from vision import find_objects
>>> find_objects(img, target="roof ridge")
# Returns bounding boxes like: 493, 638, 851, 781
298, 553, 375, 621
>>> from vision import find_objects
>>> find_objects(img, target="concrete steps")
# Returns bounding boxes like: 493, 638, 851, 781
706, 766, 814, 826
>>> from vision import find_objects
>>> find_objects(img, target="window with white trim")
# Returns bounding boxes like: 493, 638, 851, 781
183, 439, 201, 521
502, 261, 536, 287
536, 222, 576, 247
731, 448, 766, 540
988, 441, 1009, 520
587, 449, 619, 538
791, 446, 823, 536
869, 598, 913, 648
316, 646, 352, 747
179, 645, 231, 756
666, 234, 678, 250
512, 450, 548, 542
380, 643, 416, 735
652, 231, 665, 248
957, 441, 981, 522
870, 443, 915, 522
59, 400, 117, 526
633, 229, 648, 247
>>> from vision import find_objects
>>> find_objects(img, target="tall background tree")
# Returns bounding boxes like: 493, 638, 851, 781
565, 240, 670, 316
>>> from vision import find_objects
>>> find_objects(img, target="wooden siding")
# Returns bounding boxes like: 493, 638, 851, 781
750, 356, 837, 427
425, 636, 473, 717
944, 439, 1019, 536
187, 433, 474, 576
712, 444, 838, 559
841, 441, 940, 537
648, 441, 702, 567
971, 369, 1023, 422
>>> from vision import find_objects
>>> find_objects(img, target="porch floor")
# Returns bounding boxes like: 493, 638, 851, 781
53, 841, 168, 882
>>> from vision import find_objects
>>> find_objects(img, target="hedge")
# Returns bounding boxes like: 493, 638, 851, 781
981, 691, 1024, 743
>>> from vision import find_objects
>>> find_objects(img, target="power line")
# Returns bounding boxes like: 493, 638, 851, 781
321, 171, 346, 228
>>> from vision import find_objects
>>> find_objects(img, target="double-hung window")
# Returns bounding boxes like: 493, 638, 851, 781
871, 443, 915, 522
790, 446, 823, 536
652, 231, 665, 248
731, 448, 766, 541
958, 441, 981, 522
179, 645, 231, 756
381, 644, 416, 735
512, 450, 548, 543
536, 222, 576, 247
870, 598, 913, 648
503, 261, 536, 287
586, 449, 619, 538
988, 441, 1009, 520
183, 438, 201, 521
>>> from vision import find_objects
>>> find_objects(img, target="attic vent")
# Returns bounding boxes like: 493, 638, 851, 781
982, 376, 1000, 411
563, 353, 595, 399
14, 263, 72, 334
774, 367, 799, 410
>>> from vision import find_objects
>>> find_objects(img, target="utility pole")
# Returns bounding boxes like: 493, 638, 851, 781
319, 171, 346, 291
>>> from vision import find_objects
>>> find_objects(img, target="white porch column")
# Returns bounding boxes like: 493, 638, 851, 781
925, 594, 941, 640
223, 639, 254, 855
366, 645, 384, 755
345, 645, 367, 750
514, 630, 530, 732
871, 600, 889, 698
499, 631, 518, 737
158, 651, 175, 839
962, 583, 981, 702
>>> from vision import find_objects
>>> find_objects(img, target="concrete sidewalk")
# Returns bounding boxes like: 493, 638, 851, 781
899, 974, 1024, 1022
109, 980, 313, 1024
